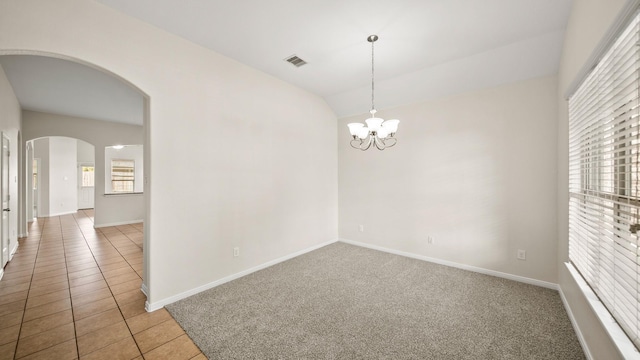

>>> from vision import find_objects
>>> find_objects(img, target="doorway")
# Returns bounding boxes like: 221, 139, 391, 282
1, 52, 151, 305
1, 134, 10, 269
27, 137, 95, 218
78, 163, 95, 209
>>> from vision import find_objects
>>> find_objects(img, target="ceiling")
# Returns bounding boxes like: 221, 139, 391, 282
0, 55, 144, 125
0, 0, 572, 123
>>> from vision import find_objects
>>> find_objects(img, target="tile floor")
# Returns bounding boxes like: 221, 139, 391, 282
0, 210, 206, 359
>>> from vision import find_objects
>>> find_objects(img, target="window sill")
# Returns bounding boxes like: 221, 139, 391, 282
565, 262, 640, 359
103, 192, 143, 196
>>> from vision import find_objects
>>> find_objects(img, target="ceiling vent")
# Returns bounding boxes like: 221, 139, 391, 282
284, 55, 307, 67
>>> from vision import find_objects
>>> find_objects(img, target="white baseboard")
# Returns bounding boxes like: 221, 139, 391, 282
48, 210, 79, 217
18, 233, 27, 238
145, 238, 339, 312
558, 283, 592, 360
339, 238, 558, 290
94, 219, 144, 228
9, 243, 18, 261
141, 282, 149, 311
0, 268, 3, 281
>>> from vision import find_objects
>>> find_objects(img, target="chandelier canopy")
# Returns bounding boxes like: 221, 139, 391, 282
347, 35, 400, 151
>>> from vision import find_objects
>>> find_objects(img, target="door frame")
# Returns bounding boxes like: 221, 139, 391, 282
1, 133, 10, 270
32, 157, 40, 220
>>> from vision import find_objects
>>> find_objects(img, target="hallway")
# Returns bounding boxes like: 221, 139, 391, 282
0, 211, 204, 359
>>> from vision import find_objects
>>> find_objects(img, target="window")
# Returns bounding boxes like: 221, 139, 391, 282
105, 145, 143, 194
568, 12, 640, 349
81, 165, 94, 187
111, 159, 134, 193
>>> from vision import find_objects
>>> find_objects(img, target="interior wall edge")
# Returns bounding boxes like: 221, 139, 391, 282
339, 238, 558, 290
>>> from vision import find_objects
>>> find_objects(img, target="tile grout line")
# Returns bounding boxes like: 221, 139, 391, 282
12, 217, 46, 360
95, 226, 143, 283
4, 212, 204, 359
70, 211, 146, 359
16, 218, 74, 358
56, 215, 83, 360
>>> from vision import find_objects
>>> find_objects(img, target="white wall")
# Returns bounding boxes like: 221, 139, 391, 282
2, 0, 338, 307
77, 139, 94, 164
339, 75, 558, 283
105, 145, 143, 193
22, 111, 144, 227
32, 137, 79, 217
0, 64, 21, 266
557, 1, 629, 359
48, 137, 77, 216
32, 138, 49, 217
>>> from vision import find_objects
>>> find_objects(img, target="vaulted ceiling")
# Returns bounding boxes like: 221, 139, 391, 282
0, 0, 572, 124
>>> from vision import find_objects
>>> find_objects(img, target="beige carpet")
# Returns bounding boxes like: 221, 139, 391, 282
166, 242, 585, 359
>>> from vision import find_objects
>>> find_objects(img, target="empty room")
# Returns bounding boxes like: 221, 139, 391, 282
0, 0, 637, 359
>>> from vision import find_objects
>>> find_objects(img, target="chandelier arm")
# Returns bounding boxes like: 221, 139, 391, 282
385, 137, 397, 148
360, 136, 373, 151
374, 136, 386, 150
350, 139, 364, 149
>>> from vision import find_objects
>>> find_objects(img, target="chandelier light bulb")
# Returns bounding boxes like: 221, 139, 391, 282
383, 119, 399, 134
365, 117, 384, 132
347, 123, 364, 136
357, 127, 370, 140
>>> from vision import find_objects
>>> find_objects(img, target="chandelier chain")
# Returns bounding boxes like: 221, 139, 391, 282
371, 38, 375, 112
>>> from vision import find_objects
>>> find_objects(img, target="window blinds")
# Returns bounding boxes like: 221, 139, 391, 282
568, 12, 640, 348
111, 159, 134, 193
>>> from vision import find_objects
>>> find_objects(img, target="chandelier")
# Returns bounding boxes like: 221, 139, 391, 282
347, 35, 400, 151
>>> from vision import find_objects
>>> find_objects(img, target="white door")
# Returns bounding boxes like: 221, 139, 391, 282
78, 163, 95, 209
1, 135, 10, 268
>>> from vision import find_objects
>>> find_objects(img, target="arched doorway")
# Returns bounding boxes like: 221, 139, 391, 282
0, 51, 151, 300
25, 137, 95, 219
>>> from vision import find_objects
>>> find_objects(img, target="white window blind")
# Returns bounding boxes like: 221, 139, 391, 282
111, 159, 134, 193
569, 12, 640, 348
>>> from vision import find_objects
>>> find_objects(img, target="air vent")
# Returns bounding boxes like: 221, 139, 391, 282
284, 55, 307, 67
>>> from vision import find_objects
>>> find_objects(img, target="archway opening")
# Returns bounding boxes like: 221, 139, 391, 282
0, 52, 151, 300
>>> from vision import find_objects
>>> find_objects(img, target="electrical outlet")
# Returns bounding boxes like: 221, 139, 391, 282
427, 236, 434, 244
233, 247, 240, 257
359, 224, 364, 232
517, 249, 526, 260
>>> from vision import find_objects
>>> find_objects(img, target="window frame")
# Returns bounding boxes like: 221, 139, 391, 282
110, 159, 135, 194
567, 8, 640, 354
